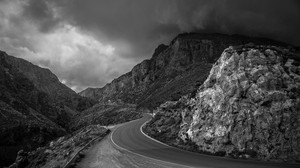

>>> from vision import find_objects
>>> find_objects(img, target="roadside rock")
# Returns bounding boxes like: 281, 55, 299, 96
8, 150, 29, 168
145, 45, 300, 162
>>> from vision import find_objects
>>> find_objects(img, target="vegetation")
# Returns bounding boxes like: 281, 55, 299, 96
9, 125, 110, 168
71, 104, 142, 131
0, 51, 97, 167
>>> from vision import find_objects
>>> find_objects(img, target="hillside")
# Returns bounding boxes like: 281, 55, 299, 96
70, 103, 142, 131
0, 51, 96, 167
9, 125, 109, 168
144, 44, 300, 162
4, 53, 96, 112
79, 33, 288, 111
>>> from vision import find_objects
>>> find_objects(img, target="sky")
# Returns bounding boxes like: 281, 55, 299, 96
0, 0, 299, 92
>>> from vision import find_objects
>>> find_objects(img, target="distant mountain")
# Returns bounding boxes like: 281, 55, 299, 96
79, 33, 289, 111
70, 103, 142, 131
144, 44, 300, 162
0, 51, 96, 167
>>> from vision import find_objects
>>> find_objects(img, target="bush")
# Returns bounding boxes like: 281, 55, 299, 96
78, 152, 85, 158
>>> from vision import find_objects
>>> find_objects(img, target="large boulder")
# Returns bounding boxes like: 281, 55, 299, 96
145, 45, 300, 162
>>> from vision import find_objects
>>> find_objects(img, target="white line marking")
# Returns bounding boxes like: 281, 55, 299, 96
111, 115, 300, 168
110, 117, 195, 168
140, 120, 179, 149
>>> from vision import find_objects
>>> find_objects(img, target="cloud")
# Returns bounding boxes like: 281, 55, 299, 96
0, 0, 299, 92
0, 0, 136, 92
55, 0, 300, 52
21, 0, 61, 32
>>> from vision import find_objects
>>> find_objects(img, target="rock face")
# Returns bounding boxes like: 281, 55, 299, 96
145, 45, 300, 162
0, 51, 96, 167
80, 33, 288, 110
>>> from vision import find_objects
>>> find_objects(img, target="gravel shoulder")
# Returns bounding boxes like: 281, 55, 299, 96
75, 125, 183, 168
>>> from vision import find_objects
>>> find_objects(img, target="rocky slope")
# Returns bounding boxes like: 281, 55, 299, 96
0, 51, 96, 167
79, 33, 288, 111
144, 45, 300, 162
9, 125, 109, 168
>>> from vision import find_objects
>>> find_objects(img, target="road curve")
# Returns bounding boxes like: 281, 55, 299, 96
111, 114, 299, 168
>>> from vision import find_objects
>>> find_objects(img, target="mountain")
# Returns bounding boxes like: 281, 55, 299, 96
144, 44, 300, 162
0, 51, 96, 167
1, 33, 296, 167
70, 103, 142, 131
3, 53, 96, 112
79, 33, 288, 111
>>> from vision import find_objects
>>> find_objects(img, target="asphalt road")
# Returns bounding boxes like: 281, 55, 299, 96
111, 114, 299, 168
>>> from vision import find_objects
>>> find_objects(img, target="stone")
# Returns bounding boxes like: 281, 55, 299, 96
145, 44, 300, 162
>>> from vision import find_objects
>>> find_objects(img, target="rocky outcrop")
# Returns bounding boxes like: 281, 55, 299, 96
80, 33, 288, 110
145, 45, 300, 162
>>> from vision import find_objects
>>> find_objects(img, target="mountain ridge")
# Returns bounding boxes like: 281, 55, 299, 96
1, 32, 298, 167
4, 53, 95, 112
0, 50, 96, 167
79, 33, 291, 110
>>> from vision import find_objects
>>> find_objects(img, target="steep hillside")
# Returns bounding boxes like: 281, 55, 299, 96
4, 54, 96, 112
0, 51, 96, 167
144, 45, 300, 162
70, 103, 142, 131
80, 33, 288, 110
9, 125, 109, 168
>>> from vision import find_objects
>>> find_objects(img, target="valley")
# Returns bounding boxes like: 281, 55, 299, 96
1, 32, 300, 167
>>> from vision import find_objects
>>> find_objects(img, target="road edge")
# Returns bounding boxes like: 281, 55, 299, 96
110, 117, 194, 168
140, 120, 181, 149
139, 115, 204, 154
64, 129, 110, 168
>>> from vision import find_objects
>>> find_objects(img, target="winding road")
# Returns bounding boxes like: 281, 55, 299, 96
111, 114, 299, 168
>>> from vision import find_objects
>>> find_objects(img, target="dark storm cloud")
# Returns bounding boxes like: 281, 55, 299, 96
55, 0, 177, 60
204, 0, 300, 45
1, 0, 299, 91
24, 0, 64, 33
16, 0, 300, 54
53, 0, 300, 60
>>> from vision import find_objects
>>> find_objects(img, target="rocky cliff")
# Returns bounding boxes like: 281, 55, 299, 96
0, 51, 96, 167
144, 45, 300, 162
79, 33, 288, 110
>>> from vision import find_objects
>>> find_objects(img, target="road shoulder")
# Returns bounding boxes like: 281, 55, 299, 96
76, 130, 185, 168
